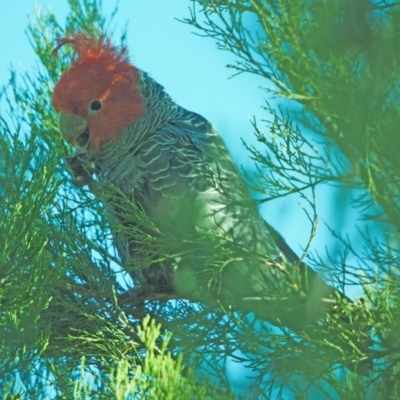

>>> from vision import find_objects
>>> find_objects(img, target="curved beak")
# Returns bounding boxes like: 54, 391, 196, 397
58, 111, 89, 147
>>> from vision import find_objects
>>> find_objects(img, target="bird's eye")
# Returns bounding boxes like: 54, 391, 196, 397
90, 100, 102, 111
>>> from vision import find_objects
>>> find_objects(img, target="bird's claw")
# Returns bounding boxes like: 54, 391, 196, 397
64, 149, 96, 187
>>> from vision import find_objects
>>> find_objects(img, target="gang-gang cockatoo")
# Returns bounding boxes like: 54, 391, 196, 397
52, 34, 371, 371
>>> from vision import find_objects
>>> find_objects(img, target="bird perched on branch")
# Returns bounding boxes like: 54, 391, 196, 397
52, 33, 371, 372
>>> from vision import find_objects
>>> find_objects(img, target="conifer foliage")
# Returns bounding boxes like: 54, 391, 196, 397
1, 0, 400, 398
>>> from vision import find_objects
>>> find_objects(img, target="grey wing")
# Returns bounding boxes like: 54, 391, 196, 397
136, 109, 287, 296
113, 108, 362, 345
111, 109, 371, 370
140, 111, 280, 252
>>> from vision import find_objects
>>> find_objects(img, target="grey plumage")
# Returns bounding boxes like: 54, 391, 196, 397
74, 71, 337, 320
56, 50, 372, 373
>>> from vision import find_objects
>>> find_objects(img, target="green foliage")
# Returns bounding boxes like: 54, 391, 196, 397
69, 317, 235, 400
185, 0, 400, 228
3, 0, 400, 398
182, 0, 400, 397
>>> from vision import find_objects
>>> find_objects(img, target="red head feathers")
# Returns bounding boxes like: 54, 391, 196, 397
52, 33, 144, 149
